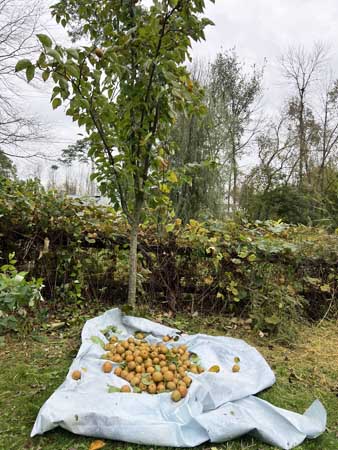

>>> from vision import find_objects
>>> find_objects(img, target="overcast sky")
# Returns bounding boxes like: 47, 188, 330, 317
15, 0, 338, 181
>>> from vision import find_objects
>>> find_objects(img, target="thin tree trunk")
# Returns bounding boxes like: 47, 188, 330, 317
298, 91, 305, 186
227, 170, 232, 213
233, 154, 238, 209
127, 199, 142, 307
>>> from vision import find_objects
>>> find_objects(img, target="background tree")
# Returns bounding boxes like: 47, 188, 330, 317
18, 0, 214, 307
317, 78, 338, 192
0, 0, 44, 159
280, 43, 327, 186
59, 138, 90, 166
0, 150, 16, 178
169, 61, 225, 221
210, 49, 263, 211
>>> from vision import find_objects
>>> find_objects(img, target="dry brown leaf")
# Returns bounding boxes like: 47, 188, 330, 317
89, 440, 106, 450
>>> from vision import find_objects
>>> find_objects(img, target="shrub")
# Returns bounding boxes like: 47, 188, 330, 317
0, 177, 337, 339
0, 253, 43, 333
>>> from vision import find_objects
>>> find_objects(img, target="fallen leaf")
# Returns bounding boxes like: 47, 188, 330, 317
208, 365, 220, 373
89, 440, 106, 450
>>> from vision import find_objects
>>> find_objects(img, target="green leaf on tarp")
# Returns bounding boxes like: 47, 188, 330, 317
141, 373, 152, 385
189, 352, 201, 365
107, 385, 121, 393
100, 325, 117, 339
90, 336, 106, 348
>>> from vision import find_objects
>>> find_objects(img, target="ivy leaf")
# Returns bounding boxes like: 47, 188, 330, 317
37, 34, 53, 48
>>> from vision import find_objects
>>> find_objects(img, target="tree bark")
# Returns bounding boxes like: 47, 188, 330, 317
127, 199, 142, 307
298, 91, 305, 186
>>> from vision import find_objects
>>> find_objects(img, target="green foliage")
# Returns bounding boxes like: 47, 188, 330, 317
0, 177, 123, 305
0, 151, 16, 179
0, 253, 43, 333
241, 185, 317, 224
168, 51, 264, 220
240, 169, 338, 229
1, 177, 336, 339
17, 0, 214, 218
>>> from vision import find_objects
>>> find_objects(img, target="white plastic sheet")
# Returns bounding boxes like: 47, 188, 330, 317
31, 308, 326, 449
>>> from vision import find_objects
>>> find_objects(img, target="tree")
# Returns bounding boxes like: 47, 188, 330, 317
59, 138, 98, 195
280, 43, 327, 186
48, 164, 59, 189
240, 113, 295, 215
0, 150, 16, 178
318, 78, 338, 192
0, 0, 43, 159
18, 0, 214, 307
210, 49, 263, 211
59, 138, 91, 166
169, 61, 225, 221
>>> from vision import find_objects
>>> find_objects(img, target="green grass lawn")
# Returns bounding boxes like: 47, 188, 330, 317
0, 311, 337, 450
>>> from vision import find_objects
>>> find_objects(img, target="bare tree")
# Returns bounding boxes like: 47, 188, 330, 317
254, 114, 295, 190
280, 43, 328, 185
0, 0, 45, 161
317, 77, 338, 191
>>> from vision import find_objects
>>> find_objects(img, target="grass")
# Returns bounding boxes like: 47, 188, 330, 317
0, 310, 337, 450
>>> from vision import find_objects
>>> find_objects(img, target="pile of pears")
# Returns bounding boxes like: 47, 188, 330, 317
72, 331, 241, 402
103, 332, 204, 402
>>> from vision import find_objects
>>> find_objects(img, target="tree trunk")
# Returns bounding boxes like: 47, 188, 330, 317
127, 200, 142, 307
227, 170, 232, 213
231, 139, 238, 210
233, 155, 238, 209
298, 92, 305, 186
